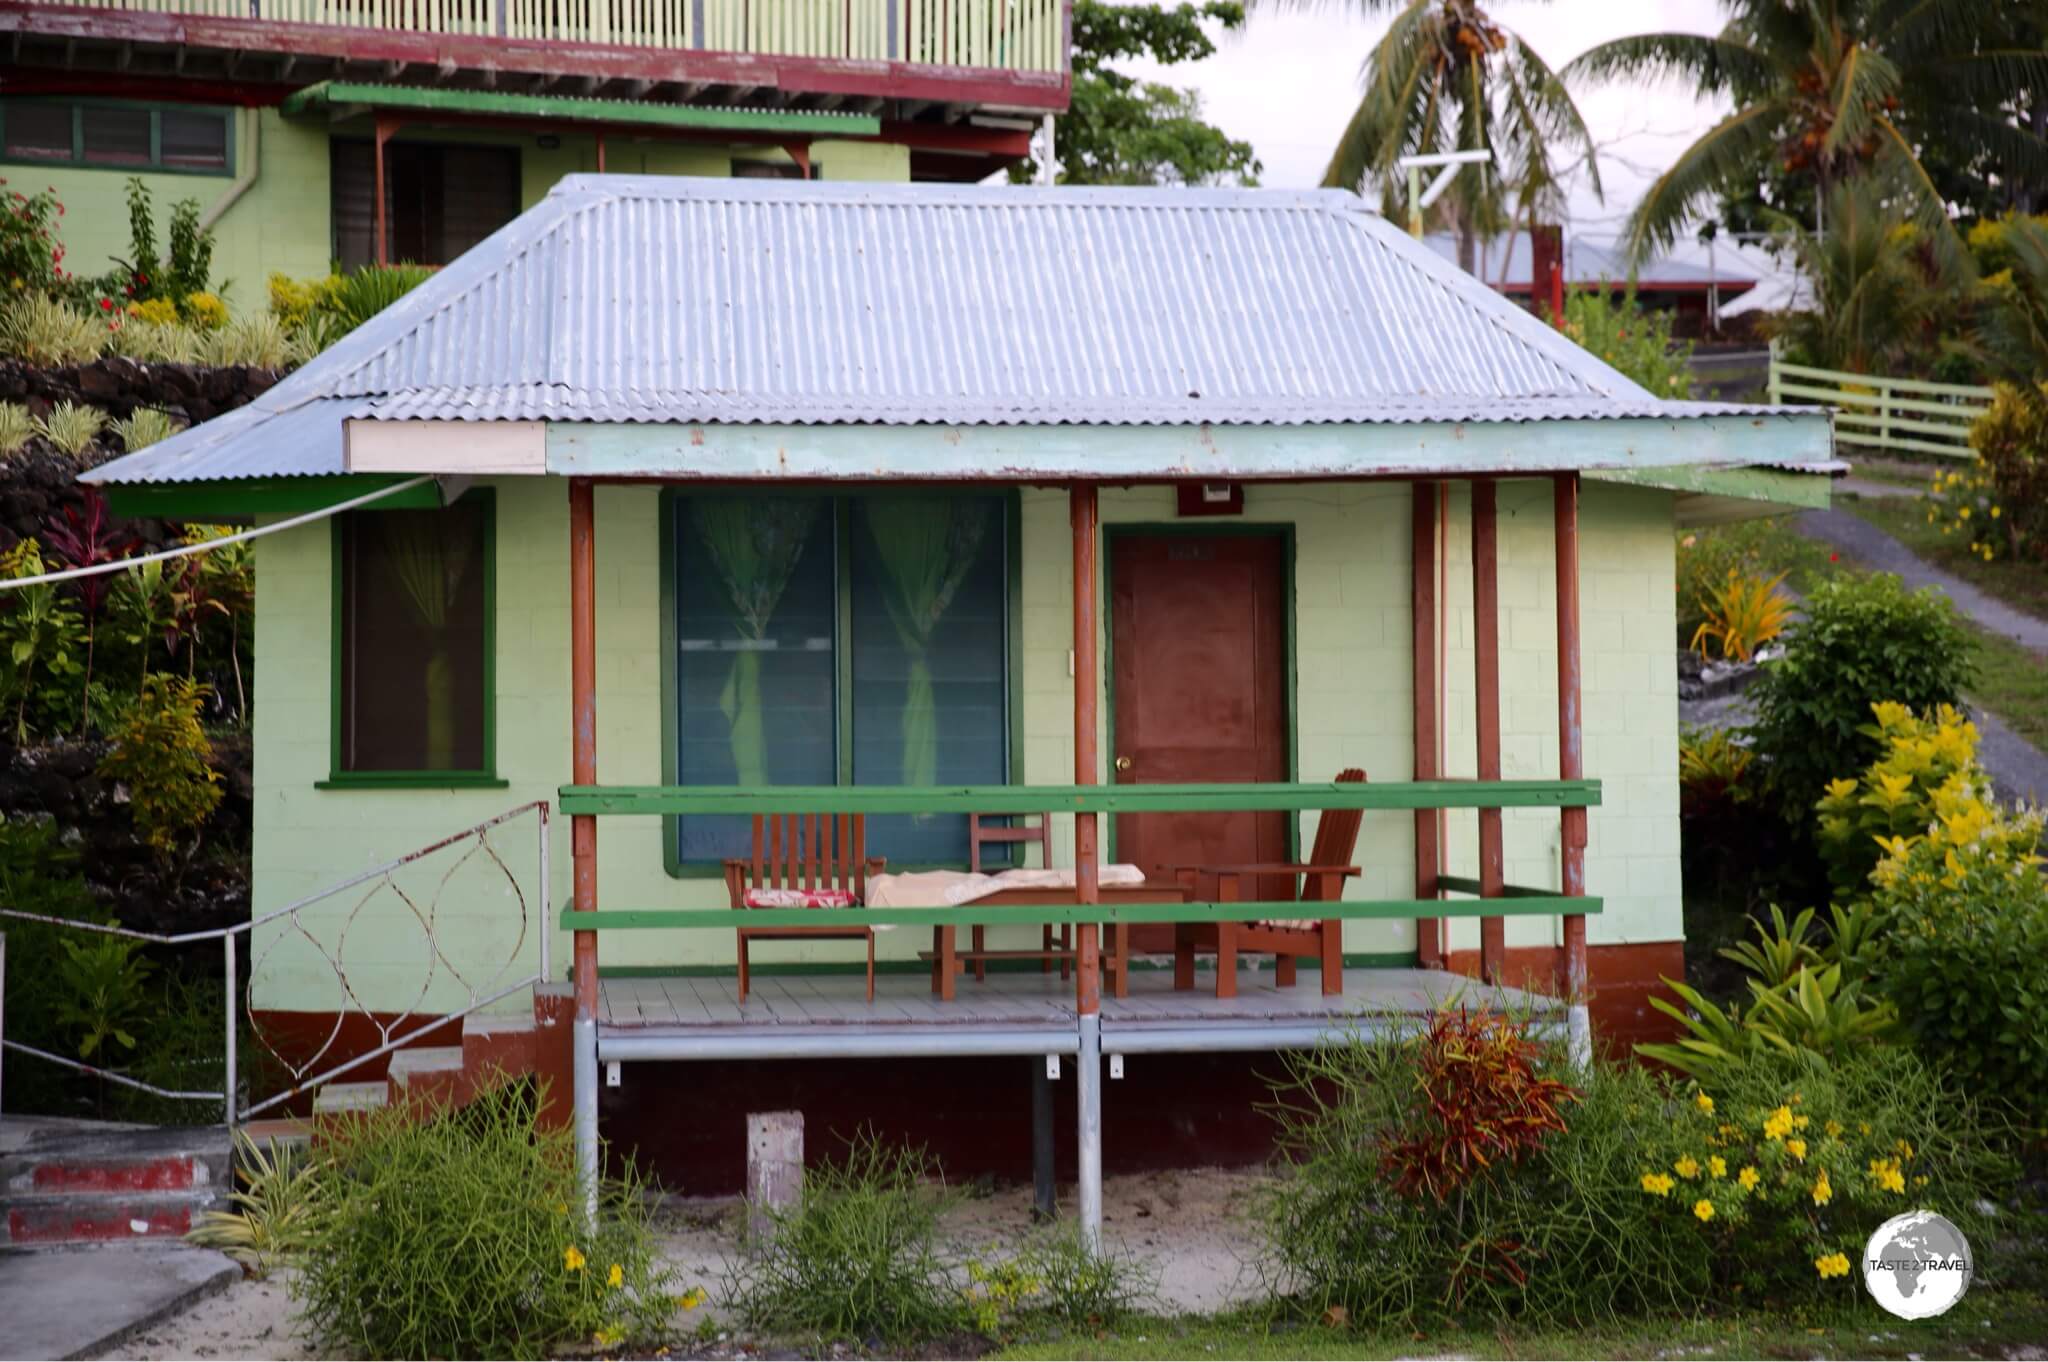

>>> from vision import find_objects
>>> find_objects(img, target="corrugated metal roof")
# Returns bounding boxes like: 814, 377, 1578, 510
85, 177, 1820, 486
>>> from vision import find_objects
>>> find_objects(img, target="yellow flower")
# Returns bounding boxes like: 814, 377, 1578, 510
1815, 1252, 1852, 1279
1763, 1105, 1794, 1141
1695, 1093, 1714, 1115
1675, 1155, 1701, 1180
555, 1201, 568, 1215
1792, 1114, 1810, 1130
1895, 1139, 1915, 1160
1641, 1173, 1676, 1196
1787, 1138, 1807, 1162
1693, 1199, 1716, 1222
1812, 1170, 1833, 1205
593, 1325, 624, 1347
1709, 1156, 1727, 1179
1824, 1120, 1843, 1139
564, 1245, 587, 1272
1869, 1157, 1906, 1194
608, 1262, 624, 1289
1738, 1166, 1760, 1190
675, 1287, 709, 1311
1992, 505, 2003, 519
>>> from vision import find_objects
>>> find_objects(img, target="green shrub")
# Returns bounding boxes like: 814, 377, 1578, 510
1746, 573, 1975, 826
1561, 286, 1693, 397
1814, 702, 1984, 900
0, 180, 64, 295
188, 1130, 328, 1278
1673, 518, 1831, 652
294, 1081, 676, 1359
1629, 1049, 2015, 1298
964, 1226, 1155, 1336
0, 400, 30, 456
326, 263, 434, 335
33, 400, 105, 459
1, 295, 106, 366
112, 407, 181, 453
108, 318, 202, 364
201, 312, 290, 368
1260, 1012, 1715, 1327
726, 1130, 964, 1344
1864, 789, 2048, 1128
1959, 382, 2048, 563
0, 817, 104, 1109
0, 539, 85, 742
96, 674, 221, 860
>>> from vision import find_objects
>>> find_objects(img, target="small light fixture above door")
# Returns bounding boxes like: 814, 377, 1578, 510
1176, 481, 1243, 517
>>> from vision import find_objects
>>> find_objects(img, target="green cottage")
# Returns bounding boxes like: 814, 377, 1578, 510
82, 176, 1835, 1232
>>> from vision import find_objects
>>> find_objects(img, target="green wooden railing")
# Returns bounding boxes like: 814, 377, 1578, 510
557, 781, 1602, 932
1768, 354, 1994, 461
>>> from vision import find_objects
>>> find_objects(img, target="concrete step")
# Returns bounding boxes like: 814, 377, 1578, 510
3, 1188, 219, 1245
463, 1009, 538, 1084
0, 1125, 230, 1247
387, 1046, 467, 1109
311, 1080, 390, 1116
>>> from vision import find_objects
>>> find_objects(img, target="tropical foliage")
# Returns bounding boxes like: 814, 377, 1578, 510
1568, 0, 2048, 269
1271, 0, 1600, 268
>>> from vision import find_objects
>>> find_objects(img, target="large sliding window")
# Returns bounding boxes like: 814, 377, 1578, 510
666, 493, 1013, 868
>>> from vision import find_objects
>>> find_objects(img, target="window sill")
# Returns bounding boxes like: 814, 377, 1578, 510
318, 774, 511, 791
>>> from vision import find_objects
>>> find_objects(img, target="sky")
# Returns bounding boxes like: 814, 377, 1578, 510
1102, 0, 1802, 303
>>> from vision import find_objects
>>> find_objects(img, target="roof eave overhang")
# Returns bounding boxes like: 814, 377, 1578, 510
523, 411, 1837, 482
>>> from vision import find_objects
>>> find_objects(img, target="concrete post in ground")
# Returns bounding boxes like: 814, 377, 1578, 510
746, 1111, 805, 1241
574, 1019, 598, 1220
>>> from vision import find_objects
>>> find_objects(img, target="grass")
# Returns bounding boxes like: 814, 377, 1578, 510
993, 1290, 2048, 1361
1833, 492, 2048, 750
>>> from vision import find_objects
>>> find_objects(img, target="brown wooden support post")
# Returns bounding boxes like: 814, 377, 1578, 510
1555, 473, 1592, 1063
595, 134, 607, 173
373, 115, 398, 269
1070, 482, 1103, 1250
569, 477, 600, 1209
1411, 481, 1443, 968
1472, 480, 1505, 984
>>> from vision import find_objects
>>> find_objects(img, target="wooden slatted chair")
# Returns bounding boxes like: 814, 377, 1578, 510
966, 813, 1067, 981
725, 814, 885, 1003
1170, 768, 1366, 998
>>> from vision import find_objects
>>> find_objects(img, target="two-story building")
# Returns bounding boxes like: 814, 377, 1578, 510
1, 0, 1063, 284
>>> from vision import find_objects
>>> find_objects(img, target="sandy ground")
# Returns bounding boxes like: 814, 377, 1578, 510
98, 1167, 1275, 1360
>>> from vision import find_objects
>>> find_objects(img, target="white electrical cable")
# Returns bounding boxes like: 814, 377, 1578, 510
0, 474, 437, 591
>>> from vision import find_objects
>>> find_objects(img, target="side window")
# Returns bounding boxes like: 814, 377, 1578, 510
330, 495, 497, 784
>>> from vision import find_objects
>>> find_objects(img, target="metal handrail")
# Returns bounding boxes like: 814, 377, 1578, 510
0, 801, 550, 1127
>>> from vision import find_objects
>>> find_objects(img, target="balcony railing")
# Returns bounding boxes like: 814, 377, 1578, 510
19, 0, 1067, 72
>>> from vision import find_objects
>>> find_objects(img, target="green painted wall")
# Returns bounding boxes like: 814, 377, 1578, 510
248, 476, 1681, 1011
23, 106, 907, 309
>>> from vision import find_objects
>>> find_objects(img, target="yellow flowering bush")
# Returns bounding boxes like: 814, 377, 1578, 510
178, 290, 227, 329
124, 296, 179, 327
1815, 702, 1992, 898
1958, 382, 2048, 563
266, 270, 343, 327
1632, 1058, 2011, 1300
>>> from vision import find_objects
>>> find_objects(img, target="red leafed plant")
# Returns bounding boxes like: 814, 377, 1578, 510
1377, 1008, 1582, 1204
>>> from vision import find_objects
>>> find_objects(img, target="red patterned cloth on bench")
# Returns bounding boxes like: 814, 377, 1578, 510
742, 887, 857, 909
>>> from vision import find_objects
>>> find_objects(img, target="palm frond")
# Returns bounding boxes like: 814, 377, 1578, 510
1870, 115, 1972, 284
1620, 101, 1786, 266
1822, 43, 1901, 157
1564, 31, 1771, 98
1505, 31, 1603, 201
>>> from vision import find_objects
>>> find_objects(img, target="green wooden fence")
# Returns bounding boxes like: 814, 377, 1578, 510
1768, 354, 1994, 462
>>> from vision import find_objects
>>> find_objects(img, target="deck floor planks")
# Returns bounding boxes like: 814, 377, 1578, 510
597, 967, 1550, 1033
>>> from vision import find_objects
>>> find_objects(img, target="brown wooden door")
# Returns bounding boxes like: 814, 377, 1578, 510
1109, 532, 1289, 946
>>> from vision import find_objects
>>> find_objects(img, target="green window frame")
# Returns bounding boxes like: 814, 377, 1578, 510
658, 488, 1024, 876
0, 99, 235, 176
320, 489, 506, 791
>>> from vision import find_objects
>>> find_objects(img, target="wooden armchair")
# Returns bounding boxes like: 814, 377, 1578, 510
1170, 768, 1366, 998
966, 813, 1068, 982
725, 814, 885, 1003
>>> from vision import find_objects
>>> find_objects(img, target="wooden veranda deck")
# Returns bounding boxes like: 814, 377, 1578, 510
594, 966, 1556, 1062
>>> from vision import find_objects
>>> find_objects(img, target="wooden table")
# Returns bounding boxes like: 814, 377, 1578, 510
923, 881, 1191, 1001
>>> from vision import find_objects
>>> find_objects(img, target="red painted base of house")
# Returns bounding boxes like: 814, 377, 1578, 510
248, 952, 1685, 1196
1440, 940, 1687, 1056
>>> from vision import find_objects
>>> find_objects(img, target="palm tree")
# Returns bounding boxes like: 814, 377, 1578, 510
1765, 180, 1941, 374
1569, 0, 2048, 272
1277, 0, 1601, 272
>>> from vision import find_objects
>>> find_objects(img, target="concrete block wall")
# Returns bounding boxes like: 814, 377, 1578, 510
249, 476, 1682, 1012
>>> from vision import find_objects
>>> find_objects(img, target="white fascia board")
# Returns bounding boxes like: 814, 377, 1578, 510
346, 419, 548, 475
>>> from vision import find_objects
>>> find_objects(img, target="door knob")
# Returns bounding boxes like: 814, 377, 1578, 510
1114, 755, 1133, 772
